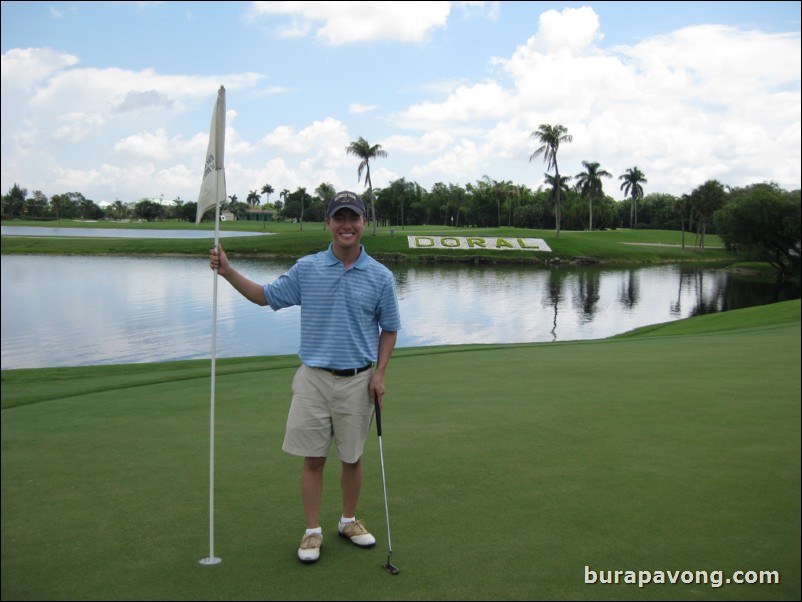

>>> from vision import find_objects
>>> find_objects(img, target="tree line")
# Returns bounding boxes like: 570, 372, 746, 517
2, 127, 799, 278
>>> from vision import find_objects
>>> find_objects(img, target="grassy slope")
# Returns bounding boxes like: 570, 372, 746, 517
1, 220, 737, 264
2, 301, 799, 601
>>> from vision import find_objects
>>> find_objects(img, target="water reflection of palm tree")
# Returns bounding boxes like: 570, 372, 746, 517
618, 269, 639, 310
671, 268, 684, 315
690, 269, 726, 316
574, 270, 601, 323
543, 269, 568, 342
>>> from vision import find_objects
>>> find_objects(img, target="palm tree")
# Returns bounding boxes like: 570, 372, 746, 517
689, 179, 726, 249
278, 188, 289, 218
619, 166, 647, 228
544, 173, 573, 222
111, 199, 128, 220
316, 182, 336, 229
674, 194, 690, 248
529, 124, 572, 237
246, 190, 261, 208
346, 136, 387, 236
261, 183, 274, 206
574, 160, 612, 231
296, 186, 307, 231
316, 182, 336, 204
481, 176, 504, 227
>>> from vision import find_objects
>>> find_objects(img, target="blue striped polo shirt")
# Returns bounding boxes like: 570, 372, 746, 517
263, 244, 402, 370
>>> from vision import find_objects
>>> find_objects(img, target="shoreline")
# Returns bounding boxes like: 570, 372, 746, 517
0, 220, 781, 275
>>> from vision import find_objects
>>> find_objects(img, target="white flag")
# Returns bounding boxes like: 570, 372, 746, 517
196, 86, 226, 224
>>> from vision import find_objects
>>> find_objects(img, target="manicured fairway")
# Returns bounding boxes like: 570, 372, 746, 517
2, 301, 799, 600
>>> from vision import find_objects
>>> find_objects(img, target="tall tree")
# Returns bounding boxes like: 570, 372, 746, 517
315, 182, 336, 205
346, 136, 387, 236
295, 187, 308, 230
110, 199, 130, 220
619, 166, 648, 228
24, 190, 49, 218
449, 183, 466, 227
481, 176, 504, 227
715, 182, 800, 280
134, 198, 163, 221
50, 192, 84, 220
486, 177, 514, 227
544, 173, 573, 217
315, 182, 336, 228
1, 183, 27, 219
574, 160, 612, 231
689, 179, 726, 249
529, 124, 572, 237
674, 194, 691, 248
278, 188, 289, 217
246, 190, 261, 207
282, 187, 311, 229
261, 183, 274, 206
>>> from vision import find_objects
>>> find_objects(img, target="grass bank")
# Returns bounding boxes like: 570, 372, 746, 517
2, 300, 799, 600
1, 219, 742, 266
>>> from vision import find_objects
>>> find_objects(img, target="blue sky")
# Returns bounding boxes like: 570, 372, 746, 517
1, 1, 800, 206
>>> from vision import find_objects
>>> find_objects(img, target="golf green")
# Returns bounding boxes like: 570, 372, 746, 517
2, 301, 799, 600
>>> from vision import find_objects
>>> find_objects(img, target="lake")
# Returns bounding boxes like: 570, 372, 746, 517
0, 225, 271, 239
2, 254, 797, 371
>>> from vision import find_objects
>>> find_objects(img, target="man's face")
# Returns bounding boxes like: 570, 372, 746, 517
327, 208, 365, 249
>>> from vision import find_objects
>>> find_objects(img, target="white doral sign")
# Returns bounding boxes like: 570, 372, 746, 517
407, 236, 551, 252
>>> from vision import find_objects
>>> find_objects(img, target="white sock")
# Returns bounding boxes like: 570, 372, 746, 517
305, 527, 322, 536
340, 516, 355, 524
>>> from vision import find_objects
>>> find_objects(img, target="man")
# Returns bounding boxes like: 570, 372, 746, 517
209, 190, 401, 564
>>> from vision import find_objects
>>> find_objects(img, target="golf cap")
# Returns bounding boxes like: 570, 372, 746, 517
327, 190, 366, 218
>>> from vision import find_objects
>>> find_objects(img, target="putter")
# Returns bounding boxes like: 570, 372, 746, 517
374, 395, 400, 575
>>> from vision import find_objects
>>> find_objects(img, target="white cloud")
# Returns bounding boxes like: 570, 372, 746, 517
397, 81, 512, 130
0, 43, 267, 200
456, 1, 500, 21
112, 90, 174, 113
396, 7, 801, 195
0, 47, 79, 90
528, 6, 603, 54
255, 118, 354, 192
409, 138, 481, 181
51, 112, 107, 142
348, 103, 378, 114
250, 1, 451, 44
382, 131, 453, 155
0, 4, 799, 205
262, 117, 349, 155
114, 128, 184, 162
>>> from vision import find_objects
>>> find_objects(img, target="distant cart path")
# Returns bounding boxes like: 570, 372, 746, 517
622, 241, 724, 248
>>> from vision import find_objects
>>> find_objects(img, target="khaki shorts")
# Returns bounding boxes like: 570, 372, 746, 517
282, 364, 374, 464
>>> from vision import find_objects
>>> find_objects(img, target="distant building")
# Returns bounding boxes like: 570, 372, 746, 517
236, 208, 274, 222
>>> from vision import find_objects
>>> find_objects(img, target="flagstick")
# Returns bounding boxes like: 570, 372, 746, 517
199, 179, 223, 566
196, 86, 225, 565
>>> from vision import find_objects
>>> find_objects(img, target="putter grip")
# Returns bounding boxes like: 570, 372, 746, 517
374, 396, 383, 437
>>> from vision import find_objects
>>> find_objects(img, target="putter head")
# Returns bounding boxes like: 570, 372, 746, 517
384, 562, 401, 575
